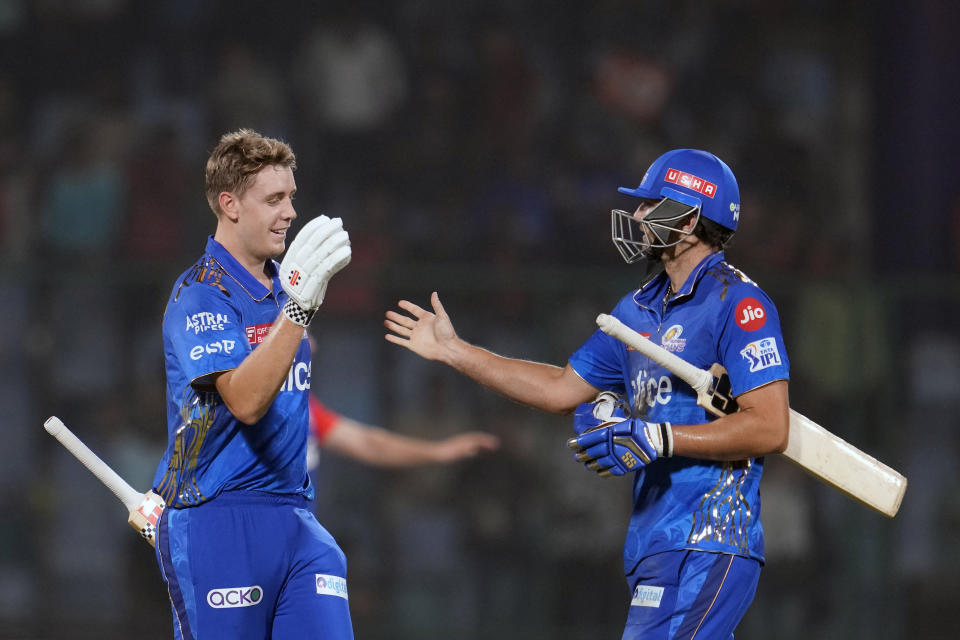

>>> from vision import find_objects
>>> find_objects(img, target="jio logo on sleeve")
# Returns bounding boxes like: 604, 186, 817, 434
734, 297, 766, 331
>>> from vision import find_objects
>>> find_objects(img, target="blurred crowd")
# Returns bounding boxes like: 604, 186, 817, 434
0, 1, 957, 639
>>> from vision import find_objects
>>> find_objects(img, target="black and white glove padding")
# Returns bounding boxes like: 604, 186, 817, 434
279, 216, 351, 326
567, 391, 672, 477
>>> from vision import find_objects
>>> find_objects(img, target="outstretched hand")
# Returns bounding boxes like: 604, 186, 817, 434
433, 431, 501, 463
384, 292, 458, 362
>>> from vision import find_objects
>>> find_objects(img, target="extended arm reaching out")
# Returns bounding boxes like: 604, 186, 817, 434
385, 292, 598, 414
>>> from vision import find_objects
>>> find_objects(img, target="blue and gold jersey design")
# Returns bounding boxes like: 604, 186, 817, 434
152, 237, 313, 508
569, 251, 789, 569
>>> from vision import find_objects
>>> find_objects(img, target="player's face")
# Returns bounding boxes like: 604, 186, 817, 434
235, 165, 297, 263
633, 198, 662, 246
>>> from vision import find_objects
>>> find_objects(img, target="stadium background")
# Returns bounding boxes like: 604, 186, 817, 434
0, 1, 957, 638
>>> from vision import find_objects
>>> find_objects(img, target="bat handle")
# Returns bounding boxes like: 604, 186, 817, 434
596, 314, 712, 392
44, 416, 143, 511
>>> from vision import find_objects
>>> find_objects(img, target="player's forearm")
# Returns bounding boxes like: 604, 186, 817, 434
671, 404, 789, 460
443, 339, 581, 414
325, 420, 441, 467
216, 315, 306, 424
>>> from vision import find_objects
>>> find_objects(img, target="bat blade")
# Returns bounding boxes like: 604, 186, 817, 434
44, 416, 164, 546
596, 314, 907, 517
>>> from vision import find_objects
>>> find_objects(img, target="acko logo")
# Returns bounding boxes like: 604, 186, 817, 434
207, 586, 263, 608
315, 574, 348, 600
734, 297, 766, 331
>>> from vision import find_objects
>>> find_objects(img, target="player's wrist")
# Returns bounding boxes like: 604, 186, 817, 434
282, 298, 316, 327
641, 421, 673, 458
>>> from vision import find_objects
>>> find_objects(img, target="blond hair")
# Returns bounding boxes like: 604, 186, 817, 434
204, 129, 297, 217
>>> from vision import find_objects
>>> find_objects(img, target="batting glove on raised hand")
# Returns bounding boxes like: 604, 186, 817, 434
567, 416, 672, 478
572, 390, 632, 435
279, 215, 351, 326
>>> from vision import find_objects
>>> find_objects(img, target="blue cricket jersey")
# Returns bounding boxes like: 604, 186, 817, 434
569, 251, 789, 570
152, 237, 313, 508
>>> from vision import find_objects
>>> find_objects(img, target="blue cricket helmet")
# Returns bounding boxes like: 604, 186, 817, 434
617, 148, 741, 231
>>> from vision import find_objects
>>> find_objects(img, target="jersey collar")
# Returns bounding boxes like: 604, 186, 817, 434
633, 251, 726, 308
204, 236, 281, 302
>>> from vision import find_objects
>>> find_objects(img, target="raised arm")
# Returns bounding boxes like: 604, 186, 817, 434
385, 292, 598, 414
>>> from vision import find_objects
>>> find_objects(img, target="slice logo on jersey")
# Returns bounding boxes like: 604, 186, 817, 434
625, 332, 652, 351
735, 297, 766, 331
281, 359, 311, 392
632, 371, 673, 410
740, 337, 782, 372
631, 584, 664, 608
185, 311, 231, 335
246, 323, 272, 345
189, 339, 237, 361
661, 324, 686, 353
315, 574, 348, 600
207, 586, 263, 608
665, 167, 717, 198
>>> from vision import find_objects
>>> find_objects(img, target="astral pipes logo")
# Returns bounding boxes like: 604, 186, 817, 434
207, 586, 263, 608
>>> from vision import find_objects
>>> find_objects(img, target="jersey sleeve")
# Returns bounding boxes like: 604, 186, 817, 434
717, 285, 790, 397
164, 283, 250, 388
567, 298, 632, 394
309, 395, 341, 444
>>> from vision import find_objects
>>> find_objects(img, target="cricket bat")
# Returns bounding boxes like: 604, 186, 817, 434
596, 314, 907, 518
44, 416, 165, 546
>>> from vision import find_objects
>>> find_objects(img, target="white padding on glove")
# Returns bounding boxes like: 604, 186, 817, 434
279, 215, 352, 315
642, 422, 673, 458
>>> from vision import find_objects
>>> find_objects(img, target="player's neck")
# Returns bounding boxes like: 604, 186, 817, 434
662, 240, 714, 293
214, 229, 273, 288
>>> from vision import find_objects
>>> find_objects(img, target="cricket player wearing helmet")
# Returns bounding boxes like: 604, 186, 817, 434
385, 149, 790, 638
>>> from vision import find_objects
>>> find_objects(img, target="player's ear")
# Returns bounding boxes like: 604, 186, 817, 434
218, 191, 240, 222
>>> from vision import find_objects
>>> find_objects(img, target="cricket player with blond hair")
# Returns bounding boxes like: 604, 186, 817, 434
151, 129, 353, 639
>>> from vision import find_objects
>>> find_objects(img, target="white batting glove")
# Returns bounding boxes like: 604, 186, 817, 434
279, 216, 351, 326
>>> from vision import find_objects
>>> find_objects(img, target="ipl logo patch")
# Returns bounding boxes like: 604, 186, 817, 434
740, 337, 781, 372
315, 574, 348, 600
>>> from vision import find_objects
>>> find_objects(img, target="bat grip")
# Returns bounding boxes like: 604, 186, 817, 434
596, 314, 712, 392
44, 416, 142, 510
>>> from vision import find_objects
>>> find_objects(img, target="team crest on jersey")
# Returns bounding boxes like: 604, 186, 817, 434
661, 324, 686, 353
740, 337, 781, 372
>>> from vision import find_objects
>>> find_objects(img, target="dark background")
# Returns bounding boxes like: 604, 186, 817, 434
0, 1, 958, 638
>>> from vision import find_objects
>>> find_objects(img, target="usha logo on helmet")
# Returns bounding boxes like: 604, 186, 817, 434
664, 168, 716, 198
